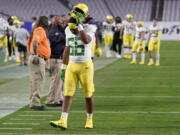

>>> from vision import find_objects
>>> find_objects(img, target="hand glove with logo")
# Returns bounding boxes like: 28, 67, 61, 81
95, 48, 103, 57
60, 64, 67, 81
76, 12, 85, 24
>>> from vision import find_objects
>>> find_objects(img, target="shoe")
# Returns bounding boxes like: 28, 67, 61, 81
15, 59, 21, 63
30, 105, 45, 111
123, 55, 128, 59
50, 117, 67, 130
155, 63, 160, 66
3, 58, 8, 62
46, 102, 63, 107
130, 61, 136, 64
147, 61, 154, 66
24, 63, 28, 66
116, 53, 122, 59
139, 61, 145, 65
85, 117, 93, 129
127, 55, 132, 59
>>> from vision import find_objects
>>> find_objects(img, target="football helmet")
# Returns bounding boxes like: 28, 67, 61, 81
137, 21, 144, 27
126, 14, 133, 22
106, 15, 113, 23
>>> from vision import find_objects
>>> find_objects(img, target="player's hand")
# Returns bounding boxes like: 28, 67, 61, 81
95, 48, 102, 57
60, 64, 67, 81
145, 46, 148, 52
32, 56, 39, 65
76, 12, 85, 24
61, 69, 66, 81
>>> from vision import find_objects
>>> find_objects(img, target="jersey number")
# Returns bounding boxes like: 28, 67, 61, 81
68, 37, 85, 56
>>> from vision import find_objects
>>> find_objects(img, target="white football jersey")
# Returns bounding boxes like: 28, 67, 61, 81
83, 24, 97, 43
149, 24, 162, 39
0, 18, 8, 38
65, 26, 93, 63
135, 27, 146, 41
122, 20, 136, 34
102, 21, 115, 35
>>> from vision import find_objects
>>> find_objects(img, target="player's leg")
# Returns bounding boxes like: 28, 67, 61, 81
139, 41, 146, 64
127, 34, 134, 59
49, 62, 77, 129
117, 38, 123, 58
147, 39, 154, 66
79, 61, 94, 128
122, 34, 129, 58
154, 41, 160, 66
130, 41, 138, 64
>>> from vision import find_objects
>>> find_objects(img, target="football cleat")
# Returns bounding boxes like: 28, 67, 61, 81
3, 58, 8, 63
155, 63, 160, 66
127, 54, 132, 59
15, 59, 21, 63
130, 61, 137, 64
49, 117, 67, 130
85, 117, 93, 129
139, 61, 145, 65
147, 61, 154, 66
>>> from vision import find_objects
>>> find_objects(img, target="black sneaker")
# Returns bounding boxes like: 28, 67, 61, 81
46, 101, 63, 107
30, 105, 45, 111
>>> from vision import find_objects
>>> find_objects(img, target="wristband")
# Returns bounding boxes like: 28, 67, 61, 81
78, 24, 84, 31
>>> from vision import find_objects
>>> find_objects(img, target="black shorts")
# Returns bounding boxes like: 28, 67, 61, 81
17, 42, 27, 53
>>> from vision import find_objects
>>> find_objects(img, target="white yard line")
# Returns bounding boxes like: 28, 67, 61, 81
10, 118, 46, 121
0, 128, 32, 130
18, 115, 53, 117
2, 122, 40, 125
0, 134, 117, 135
92, 96, 180, 98
24, 110, 180, 114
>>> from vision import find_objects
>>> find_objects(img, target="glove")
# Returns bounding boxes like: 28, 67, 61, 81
145, 46, 148, 52
76, 12, 85, 24
60, 64, 67, 81
95, 48, 102, 57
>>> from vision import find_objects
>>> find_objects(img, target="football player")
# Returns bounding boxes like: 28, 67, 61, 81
130, 21, 146, 64
121, 14, 136, 59
84, 16, 102, 59
147, 18, 162, 66
102, 15, 114, 57
49, 3, 94, 129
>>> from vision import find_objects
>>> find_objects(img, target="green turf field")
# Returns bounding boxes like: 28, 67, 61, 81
0, 41, 180, 135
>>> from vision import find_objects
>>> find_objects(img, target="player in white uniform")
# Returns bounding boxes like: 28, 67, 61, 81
121, 14, 136, 59
102, 15, 115, 57
147, 19, 162, 66
50, 3, 94, 130
83, 17, 102, 59
0, 17, 8, 62
130, 21, 146, 64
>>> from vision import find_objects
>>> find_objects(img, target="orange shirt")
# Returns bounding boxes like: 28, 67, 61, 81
29, 27, 51, 59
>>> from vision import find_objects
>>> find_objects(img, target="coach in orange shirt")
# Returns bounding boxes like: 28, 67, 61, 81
28, 16, 51, 110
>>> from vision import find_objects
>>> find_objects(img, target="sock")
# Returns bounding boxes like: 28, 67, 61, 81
155, 53, 160, 63
128, 47, 132, 55
141, 53, 145, 62
61, 112, 68, 119
149, 58, 153, 63
132, 53, 136, 62
87, 113, 93, 118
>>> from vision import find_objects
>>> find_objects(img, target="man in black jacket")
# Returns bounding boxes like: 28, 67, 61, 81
45, 16, 65, 107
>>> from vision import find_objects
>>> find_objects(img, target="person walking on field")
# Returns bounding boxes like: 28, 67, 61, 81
28, 16, 51, 111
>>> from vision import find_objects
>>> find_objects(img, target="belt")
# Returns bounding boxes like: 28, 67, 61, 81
31, 54, 47, 61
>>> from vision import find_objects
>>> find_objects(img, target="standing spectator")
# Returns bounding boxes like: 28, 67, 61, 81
45, 16, 65, 107
15, 23, 29, 66
112, 16, 123, 58
28, 16, 51, 110
31, 17, 37, 29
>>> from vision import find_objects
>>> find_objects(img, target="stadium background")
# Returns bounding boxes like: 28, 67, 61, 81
0, 0, 180, 135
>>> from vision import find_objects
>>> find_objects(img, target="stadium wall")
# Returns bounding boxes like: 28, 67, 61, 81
145, 22, 180, 40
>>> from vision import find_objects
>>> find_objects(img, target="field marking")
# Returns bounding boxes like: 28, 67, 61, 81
10, 118, 46, 121
23, 110, 180, 114
18, 114, 53, 117
2, 122, 40, 125
0, 133, 116, 135
0, 128, 32, 130
97, 85, 180, 88
0, 63, 19, 70
92, 96, 180, 98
